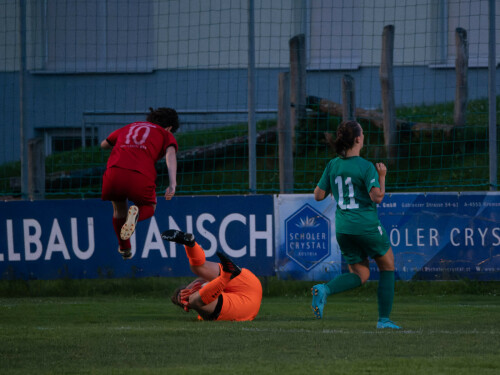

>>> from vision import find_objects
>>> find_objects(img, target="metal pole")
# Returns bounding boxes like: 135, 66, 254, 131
82, 119, 86, 150
488, 0, 497, 190
19, 0, 29, 199
439, 0, 448, 64
247, 0, 257, 193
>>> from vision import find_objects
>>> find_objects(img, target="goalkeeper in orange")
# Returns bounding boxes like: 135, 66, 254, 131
162, 229, 262, 321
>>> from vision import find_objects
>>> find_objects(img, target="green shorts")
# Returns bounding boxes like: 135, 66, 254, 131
336, 225, 390, 265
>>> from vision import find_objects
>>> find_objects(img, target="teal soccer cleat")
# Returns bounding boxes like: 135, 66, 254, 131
311, 284, 328, 319
376, 318, 402, 330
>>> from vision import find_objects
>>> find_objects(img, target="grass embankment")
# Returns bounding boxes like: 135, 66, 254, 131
1, 97, 499, 197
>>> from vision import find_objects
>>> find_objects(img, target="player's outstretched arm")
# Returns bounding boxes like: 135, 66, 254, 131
164, 146, 177, 200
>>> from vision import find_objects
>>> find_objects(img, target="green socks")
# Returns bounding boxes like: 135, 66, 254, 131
325, 272, 362, 295
377, 270, 395, 319
323, 270, 395, 321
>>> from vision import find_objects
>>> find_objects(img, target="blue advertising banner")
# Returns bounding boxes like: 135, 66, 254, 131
381, 192, 500, 281
0, 195, 274, 280
275, 193, 500, 281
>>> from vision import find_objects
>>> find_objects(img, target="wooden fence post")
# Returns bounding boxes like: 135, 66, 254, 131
278, 72, 294, 193
454, 27, 468, 154
342, 75, 356, 122
289, 34, 307, 152
28, 137, 45, 200
454, 27, 468, 128
380, 25, 397, 161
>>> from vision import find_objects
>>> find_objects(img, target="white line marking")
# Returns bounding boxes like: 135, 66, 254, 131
241, 327, 500, 335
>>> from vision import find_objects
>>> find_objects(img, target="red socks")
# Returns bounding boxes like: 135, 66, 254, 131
112, 217, 130, 249
112, 205, 154, 251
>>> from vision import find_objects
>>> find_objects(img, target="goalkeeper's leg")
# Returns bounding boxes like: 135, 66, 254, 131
185, 255, 242, 320
161, 229, 220, 280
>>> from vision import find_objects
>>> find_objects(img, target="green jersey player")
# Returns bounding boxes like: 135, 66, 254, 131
311, 121, 401, 330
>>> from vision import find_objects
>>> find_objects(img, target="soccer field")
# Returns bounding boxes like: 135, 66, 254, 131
1, 290, 499, 374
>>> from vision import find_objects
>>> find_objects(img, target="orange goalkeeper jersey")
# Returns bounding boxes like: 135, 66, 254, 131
199, 266, 262, 321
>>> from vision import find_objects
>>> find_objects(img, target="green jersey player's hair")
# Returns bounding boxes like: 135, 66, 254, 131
325, 121, 362, 157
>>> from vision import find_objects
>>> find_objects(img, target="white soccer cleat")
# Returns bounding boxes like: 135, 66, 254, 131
120, 205, 139, 240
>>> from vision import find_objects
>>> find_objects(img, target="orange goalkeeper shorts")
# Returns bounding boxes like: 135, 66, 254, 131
216, 267, 262, 321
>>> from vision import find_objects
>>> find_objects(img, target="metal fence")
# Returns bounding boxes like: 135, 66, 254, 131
0, 0, 498, 199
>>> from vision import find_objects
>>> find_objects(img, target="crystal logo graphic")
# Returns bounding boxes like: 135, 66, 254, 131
285, 204, 330, 270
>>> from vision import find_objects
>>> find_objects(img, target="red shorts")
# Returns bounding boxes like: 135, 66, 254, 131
101, 167, 157, 205
217, 268, 263, 321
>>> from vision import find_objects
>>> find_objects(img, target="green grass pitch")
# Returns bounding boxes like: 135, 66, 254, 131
1, 279, 499, 374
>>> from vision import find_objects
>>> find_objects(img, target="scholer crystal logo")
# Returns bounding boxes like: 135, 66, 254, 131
296, 216, 320, 228
285, 204, 330, 271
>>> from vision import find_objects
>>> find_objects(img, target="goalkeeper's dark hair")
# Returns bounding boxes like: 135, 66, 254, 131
325, 120, 362, 157
147, 107, 180, 133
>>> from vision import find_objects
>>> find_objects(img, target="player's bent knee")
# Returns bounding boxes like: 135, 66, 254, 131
351, 269, 369, 284
358, 268, 370, 284
189, 264, 207, 277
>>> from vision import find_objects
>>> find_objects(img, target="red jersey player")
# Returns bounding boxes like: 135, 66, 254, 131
101, 107, 179, 259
